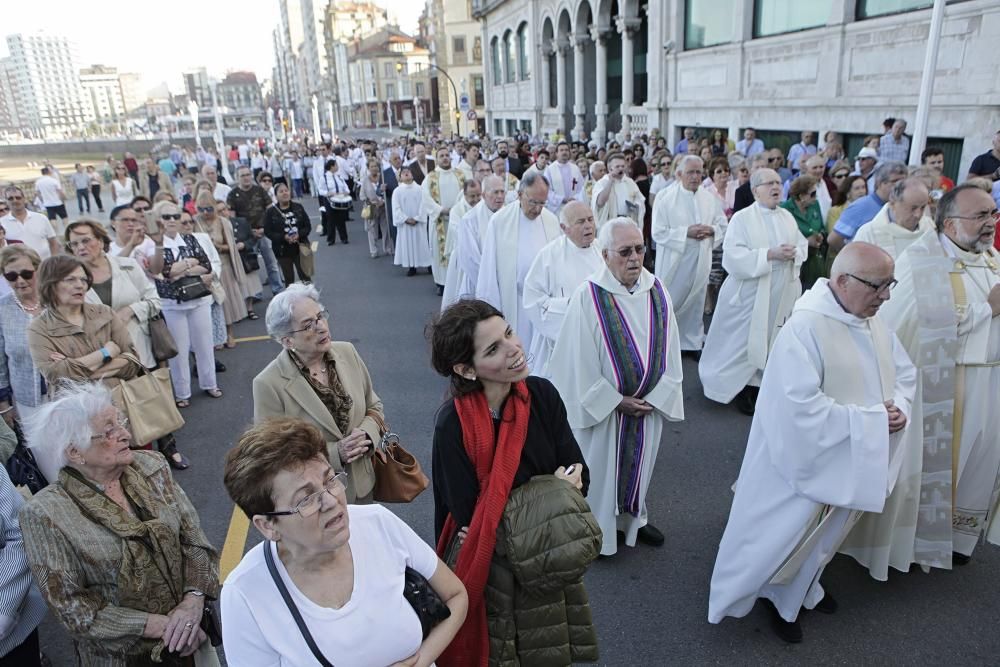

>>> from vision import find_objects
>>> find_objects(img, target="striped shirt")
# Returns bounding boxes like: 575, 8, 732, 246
0, 467, 47, 657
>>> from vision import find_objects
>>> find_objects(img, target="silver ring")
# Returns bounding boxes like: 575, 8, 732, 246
184, 621, 194, 629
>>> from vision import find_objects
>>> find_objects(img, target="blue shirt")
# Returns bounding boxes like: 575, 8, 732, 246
674, 138, 690, 155
833, 192, 886, 240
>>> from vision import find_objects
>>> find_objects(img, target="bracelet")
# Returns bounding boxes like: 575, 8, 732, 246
0, 406, 13, 415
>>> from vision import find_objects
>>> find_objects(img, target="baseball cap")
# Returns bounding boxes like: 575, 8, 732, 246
857, 147, 878, 160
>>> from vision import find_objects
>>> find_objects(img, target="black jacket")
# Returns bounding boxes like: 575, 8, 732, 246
407, 158, 435, 185
263, 202, 311, 258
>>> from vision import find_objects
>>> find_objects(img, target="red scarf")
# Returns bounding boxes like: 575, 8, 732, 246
435, 381, 531, 667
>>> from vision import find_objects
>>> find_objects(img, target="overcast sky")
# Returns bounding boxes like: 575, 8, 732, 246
3, 0, 423, 96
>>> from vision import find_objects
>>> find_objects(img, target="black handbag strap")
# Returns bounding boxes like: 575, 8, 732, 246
263, 541, 334, 667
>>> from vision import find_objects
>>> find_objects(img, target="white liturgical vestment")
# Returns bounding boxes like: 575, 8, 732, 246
522, 235, 603, 377
699, 203, 807, 403
548, 266, 684, 556
651, 183, 727, 350
440, 196, 475, 309
392, 183, 440, 269
423, 168, 463, 285
709, 281, 916, 623
591, 175, 645, 227
851, 204, 934, 260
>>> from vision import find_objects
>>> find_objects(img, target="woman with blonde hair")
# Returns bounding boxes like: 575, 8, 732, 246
196, 190, 247, 347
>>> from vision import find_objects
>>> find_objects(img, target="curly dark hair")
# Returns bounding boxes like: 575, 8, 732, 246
428, 299, 503, 397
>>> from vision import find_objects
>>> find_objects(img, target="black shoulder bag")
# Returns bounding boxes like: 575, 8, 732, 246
264, 540, 335, 667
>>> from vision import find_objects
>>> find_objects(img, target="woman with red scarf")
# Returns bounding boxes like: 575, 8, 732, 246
430, 299, 600, 667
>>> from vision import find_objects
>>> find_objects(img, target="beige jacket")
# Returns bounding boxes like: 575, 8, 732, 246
85, 255, 162, 368
252, 342, 383, 502
138, 168, 175, 199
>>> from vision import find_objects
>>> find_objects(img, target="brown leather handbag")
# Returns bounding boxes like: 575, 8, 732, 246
367, 410, 429, 503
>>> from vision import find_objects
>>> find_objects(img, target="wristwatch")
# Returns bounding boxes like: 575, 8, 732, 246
99, 347, 112, 365
184, 589, 206, 598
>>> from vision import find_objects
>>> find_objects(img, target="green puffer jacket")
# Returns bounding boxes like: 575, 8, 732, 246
486, 475, 602, 666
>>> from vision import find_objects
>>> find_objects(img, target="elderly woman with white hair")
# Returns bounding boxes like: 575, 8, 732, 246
252, 283, 384, 503
19, 381, 221, 666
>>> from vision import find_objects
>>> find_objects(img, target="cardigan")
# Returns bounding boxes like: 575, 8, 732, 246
85, 255, 161, 368
0, 295, 44, 407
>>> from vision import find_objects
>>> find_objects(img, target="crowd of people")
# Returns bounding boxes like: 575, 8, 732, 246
0, 118, 996, 665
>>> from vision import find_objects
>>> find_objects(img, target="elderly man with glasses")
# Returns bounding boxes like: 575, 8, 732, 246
550, 217, 684, 557
840, 183, 1000, 578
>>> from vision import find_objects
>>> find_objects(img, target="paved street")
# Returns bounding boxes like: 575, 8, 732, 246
38, 197, 1000, 665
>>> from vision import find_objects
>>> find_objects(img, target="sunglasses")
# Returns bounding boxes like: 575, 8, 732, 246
4, 269, 35, 282
615, 244, 647, 258
196, 206, 215, 213
161, 214, 181, 220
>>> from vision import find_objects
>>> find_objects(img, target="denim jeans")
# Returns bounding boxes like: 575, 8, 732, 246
76, 188, 90, 213
252, 235, 285, 295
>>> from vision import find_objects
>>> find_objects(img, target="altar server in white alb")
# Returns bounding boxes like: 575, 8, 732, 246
651, 155, 727, 352
592, 153, 645, 227
446, 176, 506, 306
441, 179, 482, 309
698, 168, 807, 415
423, 147, 465, 295
549, 218, 683, 556
476, 172, 561, 348
709, 242, 916, 644
544, 141, 585, 214
851, 177, 933, 260
522, 201, 603, 377
840, 184, 1000, 576
392, 166, 440, 276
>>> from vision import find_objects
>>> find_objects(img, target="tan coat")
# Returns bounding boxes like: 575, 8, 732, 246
252, 343, 383, 502
28, 303, 140, 389
85, 255, 162, 368
137, 168, 175, 199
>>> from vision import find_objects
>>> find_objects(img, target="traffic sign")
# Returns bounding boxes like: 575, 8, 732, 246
459, 93, 471, 112
467, 110, 478, 121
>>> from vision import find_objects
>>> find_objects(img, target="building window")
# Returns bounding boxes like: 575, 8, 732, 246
685, 0, 738, 49
473, 37, 482, 63
416, 82, 426, 97
453, 36, 467, 65
384, 62, 395, 77
472, 75, 485, 106
754, 0, 834, 37
503, 31, 515, 84
491, 37, 501, 85
386, 83, 395, 99
857, 0, 953, 18
516, 23, 530, 81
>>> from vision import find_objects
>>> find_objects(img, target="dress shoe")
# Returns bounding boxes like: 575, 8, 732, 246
327, 240, 335, 246
215, 360, 226, 373
407, 267, 417, 277
813, 592, 837, 614
636, 524, 665, 547
426, 267, 433, 275
953, 551, 971, 566
767, 601, 803, 644
735, 386, 757, 416
436, 284, 444, 296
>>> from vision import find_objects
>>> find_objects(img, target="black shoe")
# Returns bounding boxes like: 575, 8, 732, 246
436, 284, 444, 296
215, 360, 226, 373
767, 601, 803, 644
159, 439, 190, 471
327, 240, 335, 246
636, 524, 665, 547
681, 349, 702, 361
406, 267, 417, 277
813, 592, 837, 614
426, 267, 433, 275
953, 552, 971, 566
735, 386, 757, 416
342, 239, 349, 244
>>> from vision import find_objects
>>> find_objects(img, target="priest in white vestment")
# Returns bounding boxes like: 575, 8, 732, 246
709, 243, 916, 642
549, 218, 683, 556
476, 172, 561, 350
651, 156, 728, 351
423, 148, 465, 293
851, 178, 932, 259
446, 176, 507, 309
699, 169, 808, 415
544, 142, 584, 214
455, 144, 480, 180
840, 184, 1000, 576
392, 166, 440, 274
491, 156, 521, 204
592, 153, 645, 227
441, 180, 482, 309
523, 201, 603, 377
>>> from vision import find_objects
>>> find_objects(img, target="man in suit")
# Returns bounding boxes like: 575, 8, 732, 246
383, 152, 403, 247
495, 139, 524, 179
406, 141, 435, 185
733, 153, 770, 213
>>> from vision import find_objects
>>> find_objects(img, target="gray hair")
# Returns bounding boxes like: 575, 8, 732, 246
265, 282, 323, 341
589, 161, 605, 178
749, 168, 777, 190
23, 381, 113, 483
676, 154, 703, 174
518, 171, 549, 193
873, 160, 908, 188
597, 216, 639, 251
749, 153, 770, 170
728, 154, 746, 171
890, 177, 928, 203
481, 174, 504, 193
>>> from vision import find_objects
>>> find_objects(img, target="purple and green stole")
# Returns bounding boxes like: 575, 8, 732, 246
589, 278, 670, 516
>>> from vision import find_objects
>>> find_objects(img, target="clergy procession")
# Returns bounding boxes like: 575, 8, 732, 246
4, 120, 1000, 665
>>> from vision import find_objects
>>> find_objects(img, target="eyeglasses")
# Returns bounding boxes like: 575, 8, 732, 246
68, 237, 96, 248
615, 244, 646, 258
3, 269, 34, 282
263, 472, 348, 518
950, 210, 1000, 225
806, 190, 818, 198
287, 309, 329, 335
832, 172, 848, 179
60, 275, 93, 286
196, 206, 215, 213
847, 273, 897, 294
522, 197, 547, 207
90, 414, 130, 441
160, 214, 181, 221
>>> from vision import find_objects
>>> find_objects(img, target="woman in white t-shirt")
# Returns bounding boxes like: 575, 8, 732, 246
110, 164, 137, 207
221, 419, 467, 667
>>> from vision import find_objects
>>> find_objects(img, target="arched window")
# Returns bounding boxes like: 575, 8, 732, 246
503, 30, 515, 84
491, 37, 501, 85
516, 23, 530, 81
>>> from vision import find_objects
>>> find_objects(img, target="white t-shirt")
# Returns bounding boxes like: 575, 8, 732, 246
1, 212, 56, 259
34, 175, 63, 207
110, 236, 157, 269
213, 182, 232, 201
221, 505, 439, 667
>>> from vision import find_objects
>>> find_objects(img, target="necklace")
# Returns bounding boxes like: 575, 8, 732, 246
309, 365, 329, 380
11, 292, 40, 316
